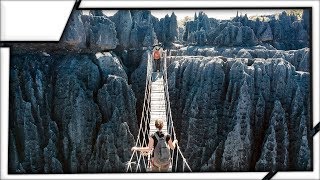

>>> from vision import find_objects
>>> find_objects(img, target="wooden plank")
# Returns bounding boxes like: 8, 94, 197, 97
149, 75, 168, 136
151, 97, 165, 99
151, 109, 166, 111
151, 94, 164, 97
151, 90, 164, 93
150, 113, 166, 116
150, 106, 166, 109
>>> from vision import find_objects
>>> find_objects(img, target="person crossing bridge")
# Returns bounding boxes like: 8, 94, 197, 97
131, 119, 178, 172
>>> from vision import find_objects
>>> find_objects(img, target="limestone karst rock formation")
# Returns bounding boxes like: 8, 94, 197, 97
8, 9, 311, 173
81, 14, 119, 50
183, 11, 310, 50
166, 55, 311, 171
110, 10, 133, 49
62, 10, 87, 49
9, 52, 137, 173
255, 101, 289, 171
173, 46, 310, 72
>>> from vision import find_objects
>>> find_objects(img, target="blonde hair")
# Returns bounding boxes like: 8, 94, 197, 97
155, 119, 164, 130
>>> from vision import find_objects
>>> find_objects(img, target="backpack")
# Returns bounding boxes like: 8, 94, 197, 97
153, 50, 161, 60
153, 132, 170, 166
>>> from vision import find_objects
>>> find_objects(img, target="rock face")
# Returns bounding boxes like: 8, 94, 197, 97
221, 80, 252, 171
61, 10, 119, 51
9, 9, 178, 51
81, 15, 119, 50
110, 10, 133, 49
9, 52, 137, 173
173, 46, 310, 72
255, 100, 289, 171
183, 10, 310, 50
111, 10, 158, 48
254, 20, 273, 42
167, 56, 311, 171
62, 10, 87, 49
130, 51, 149, 107
110, 10, 178, 49
154, 13, 179, 47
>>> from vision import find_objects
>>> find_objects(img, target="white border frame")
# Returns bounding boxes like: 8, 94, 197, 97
1, 0, 319, 179
0, 0, 75, 41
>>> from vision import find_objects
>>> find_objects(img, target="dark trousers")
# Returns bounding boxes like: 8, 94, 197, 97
154, 59, 161, 72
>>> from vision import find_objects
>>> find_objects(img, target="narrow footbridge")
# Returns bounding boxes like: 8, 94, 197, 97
126, 51, 192, 172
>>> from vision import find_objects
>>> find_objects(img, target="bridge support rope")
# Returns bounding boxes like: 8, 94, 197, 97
126, 50, 192, 173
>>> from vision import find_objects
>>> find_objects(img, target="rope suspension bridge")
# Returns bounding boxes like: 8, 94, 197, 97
126, 50, 192, 172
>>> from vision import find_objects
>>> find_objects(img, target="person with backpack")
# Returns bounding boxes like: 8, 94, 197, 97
131, 119, 178, 172
152, 43, 163, 72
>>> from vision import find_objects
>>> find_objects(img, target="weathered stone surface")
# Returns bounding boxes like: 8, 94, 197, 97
53, 55, 103, 173
221, 80, 253, 171
296, 112, 311, 170
173, 46, 310, 72
44, 139, 63, 173
95, 52, 128, 83
110, 10, 133, 49
89, 10, 105, 17
256, 101, 289, 171
62, 10, 86, 49
167, 56, 311, 171
237, 49, 252, 58
9, 53, 137, 173
59, 10, 119, 51
130, 51, 150, 120
155, 12, 178, 47
123, 10, 158, 48
183, 11, 310, 50
81, 15, 119, 50
212, 23, 258, 47
88, 122, 135, 173
256, 21, 273, 42
97, 75, 137, 135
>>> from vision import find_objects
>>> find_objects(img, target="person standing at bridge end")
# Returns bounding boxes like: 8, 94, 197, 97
131, 119, 178, 172
152, 43, 163, 72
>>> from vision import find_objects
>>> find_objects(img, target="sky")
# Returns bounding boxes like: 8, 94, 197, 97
103, 9, 287, 20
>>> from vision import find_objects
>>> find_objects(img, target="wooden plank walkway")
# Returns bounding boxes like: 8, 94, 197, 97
149, 72, 167, 136
148, 72, 172, 172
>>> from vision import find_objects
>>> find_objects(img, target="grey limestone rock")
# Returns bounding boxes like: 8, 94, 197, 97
221, 80, 253, 171
256, 21, 273, 42
130, 51, 150, 110
183, 11, 309, 50
167, 56, 310, 171
174, 46, 310, 72
256, 101, 289, 171
81, 15, 119, 50
97, 75, 138, 135
110, 10, 133, 49
236, 49, 252, 58
62, 10, 86, 49
95, 52, 128, 83
9, 52, 137, 173
44, 140, 63, 173
89, 10, 105, 17
88, 121, 135, 173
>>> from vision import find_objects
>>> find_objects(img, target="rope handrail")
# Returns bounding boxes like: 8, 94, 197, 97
126, 51, 152, 172
162, 50, 192, 172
